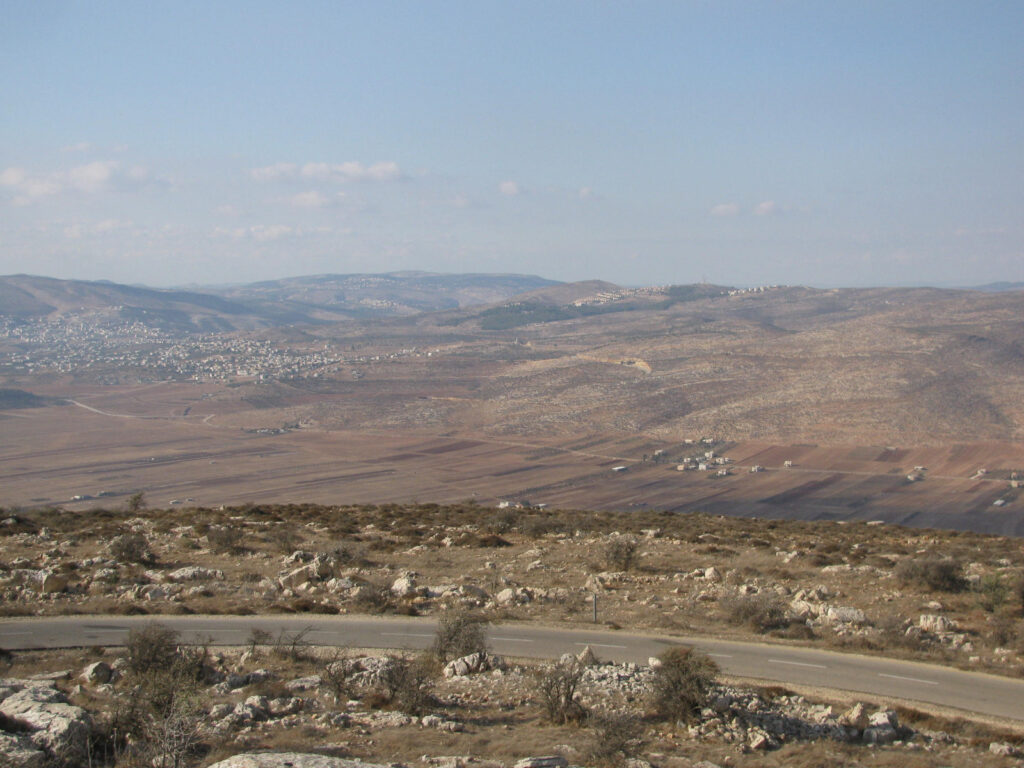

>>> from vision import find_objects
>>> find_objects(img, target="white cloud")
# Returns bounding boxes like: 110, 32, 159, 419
499, 180, 520, 196
754, 200, 778, 216
0, 160, 133, 204
253, 160, 403, 183
299, 162, 332, 180
215, 224, 296, 241
67, 161, 118, 193
60, 142, 92, 153
94, 218, 130, 233
63, 218, 132, 239
0, 167, 27, 187
290, 190, 329, 208
251, 224, 293, 241
250, 162, 298, 181
710, 202, 739, 217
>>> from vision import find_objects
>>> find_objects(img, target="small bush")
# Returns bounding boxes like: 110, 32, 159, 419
378, 653, 438, 715
432, 609, 488, 662
976, 574, 1010, 613
126, 622, 180, 676
352, 581, 396, 613
650, 646, 718, 723
535, 657, 587, 725
587, 712, 644, 766
206, 525, 244, 553
109, 532, 153, 564
724, 593, 789, 633
271, 626, 313, 662
484, 509, 520, 534
895, 557, 966, 592
320, 650, 360, 702
604, 537, 639, 571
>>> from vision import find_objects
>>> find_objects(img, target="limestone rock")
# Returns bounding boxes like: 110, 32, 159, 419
918, 614, 956, 633
0, 684, 93, 757
863, 710, 899, 745
168, 566, 225, 582
391, 573, 419, 597
206, 755, 391, 768
513, 758, 569, 768
442, 652, 504, 678
79, 661, 112, 685
0, 733, 47, 768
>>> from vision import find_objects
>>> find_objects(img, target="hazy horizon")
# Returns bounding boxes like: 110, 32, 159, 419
2, 2, 1021, 289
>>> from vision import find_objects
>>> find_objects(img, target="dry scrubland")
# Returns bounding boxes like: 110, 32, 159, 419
3, 390, 1023, 535
3, 503, 1024, 767
2, 502, 1023, 675
4, 286, 1024, 532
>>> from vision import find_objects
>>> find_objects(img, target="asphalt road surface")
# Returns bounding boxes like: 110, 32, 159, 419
2, 614, 1023, 722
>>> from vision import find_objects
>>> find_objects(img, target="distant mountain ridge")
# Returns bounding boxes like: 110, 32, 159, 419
0, 272, 562, 332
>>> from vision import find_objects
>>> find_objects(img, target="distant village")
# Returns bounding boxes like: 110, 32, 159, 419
0, 314, 438, 383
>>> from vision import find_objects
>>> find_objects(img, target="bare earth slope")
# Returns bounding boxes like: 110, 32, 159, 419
2, 281, 1024, 533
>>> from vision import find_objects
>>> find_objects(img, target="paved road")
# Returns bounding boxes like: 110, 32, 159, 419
3, 614, 1023, 722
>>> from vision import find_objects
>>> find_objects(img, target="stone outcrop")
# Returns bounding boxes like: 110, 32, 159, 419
0, 681, 92, 759
442, 652, 505, 678
207, 755, 390, 768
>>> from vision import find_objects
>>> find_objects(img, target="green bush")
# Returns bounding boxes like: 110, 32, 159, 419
895, 558, 966, 592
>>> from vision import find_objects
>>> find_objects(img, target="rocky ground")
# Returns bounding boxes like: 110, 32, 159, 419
1, 503, 1022, 677
2, 635, 1023, 768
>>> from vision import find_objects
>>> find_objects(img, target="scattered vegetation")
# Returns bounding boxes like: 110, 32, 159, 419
723, 593, 790, 633
895, 557, 966, 592
108, 532, 153, 564
604, 536, 640, 571
432, 608, 489, 662
534, 657, 587, 725
649, 646, 719, 723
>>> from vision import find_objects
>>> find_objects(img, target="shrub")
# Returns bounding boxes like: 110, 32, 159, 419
378, 653, 437, 715
320, 650, 360, 702
206, 525, 243, 553
976, 574, 1010, 613
352, 581, 396, 613
895, 557, 966, 592
604, 537, 639, 571
649, 646, 718, 723
432, 609, 488, 662
109, 532, 153, 564
484, 509, 520, 534
534, 657, 587, 725
724, 593, 789, 633
587, 712, 644, 766
271, 626, 313, 662
126, 622, 180, 676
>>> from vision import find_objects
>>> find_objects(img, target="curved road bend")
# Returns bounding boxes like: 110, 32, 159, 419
2, 615, 1023, 722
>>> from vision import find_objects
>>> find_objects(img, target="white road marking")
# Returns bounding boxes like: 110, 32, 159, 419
380, 632, 434, 638
491, 636, 534, 643
768, 658, 828, 669
708, 653, 733, 659
878, 672, 939, 686
575, 642, 626, 649
0, 632, 30, 636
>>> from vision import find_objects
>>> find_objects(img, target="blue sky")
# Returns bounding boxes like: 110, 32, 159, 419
1, 1, 1021, 288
